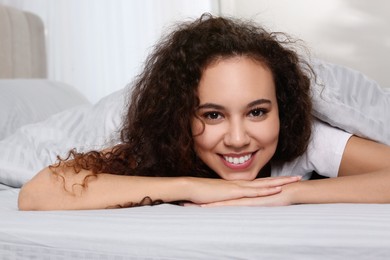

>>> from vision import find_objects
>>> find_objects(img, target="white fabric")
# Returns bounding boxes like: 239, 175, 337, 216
0, 87, 126, 188
0, 79, 89, 140
1, 188, 390, 259
0, 183, 10, 190
0, 60, 389, 188
311, 59, 390, 145
271, 119, 352, 179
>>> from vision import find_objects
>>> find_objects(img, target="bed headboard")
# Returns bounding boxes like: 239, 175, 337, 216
0, 4, 47, 78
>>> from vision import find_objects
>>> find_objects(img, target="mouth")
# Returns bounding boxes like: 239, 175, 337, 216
219, 151, 257, 170
223, 153, 252, 165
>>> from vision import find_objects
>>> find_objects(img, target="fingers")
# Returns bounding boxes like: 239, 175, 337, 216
200, 197, 260, 207
201, 194, 288, 207
243, 186, 282, 198
235, 176, 301, 199
186, 175, 301, 205
247, 176, 302, 188
254, 175, 302, 187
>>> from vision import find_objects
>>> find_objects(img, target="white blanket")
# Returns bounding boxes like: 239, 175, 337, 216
1, 188, 390, 259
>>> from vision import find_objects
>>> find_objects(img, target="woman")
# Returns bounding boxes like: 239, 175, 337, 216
18, 14, 390, 210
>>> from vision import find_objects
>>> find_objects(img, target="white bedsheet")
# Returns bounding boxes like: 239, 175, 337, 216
1, 189, 390, 259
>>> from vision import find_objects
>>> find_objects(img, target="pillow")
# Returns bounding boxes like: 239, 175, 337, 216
0, 79, 90, 140
311, 59, 390, 146
0, 87, 127, 188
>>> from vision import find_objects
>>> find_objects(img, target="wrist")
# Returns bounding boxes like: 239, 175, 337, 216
282, 178, 335, 205
282, 181, 304, 205
150, 176, 190, 203
179, 177, 199, 202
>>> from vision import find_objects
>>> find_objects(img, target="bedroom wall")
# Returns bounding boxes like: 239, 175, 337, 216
0, 0, 219, 103
219, 0, 390, 89
1, 0, 388, 103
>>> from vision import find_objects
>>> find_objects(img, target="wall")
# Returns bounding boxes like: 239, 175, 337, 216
220, 0, 390, 88
2, 0, 388, 102
0, 0, 219, 103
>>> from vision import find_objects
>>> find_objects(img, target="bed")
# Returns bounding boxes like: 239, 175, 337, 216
1, 189, 390, 259
1, 3, 390, 259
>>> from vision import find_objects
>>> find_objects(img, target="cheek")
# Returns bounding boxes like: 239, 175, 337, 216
268, 118, 280, 144
268, 118, 280, 141
191, 118, 209, 153
192, 120, 223, 152
250, 117, 280, 145
191, 118, 204, 136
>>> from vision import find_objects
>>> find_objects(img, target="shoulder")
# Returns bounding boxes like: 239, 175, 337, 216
310, 119, 352, 153
271, 118, 352, 179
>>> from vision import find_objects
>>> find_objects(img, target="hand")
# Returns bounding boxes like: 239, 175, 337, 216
183, 176, 301, 205
194, 181, 299, 207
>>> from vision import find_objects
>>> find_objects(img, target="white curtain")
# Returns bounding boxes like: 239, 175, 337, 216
1, 0, 219, 103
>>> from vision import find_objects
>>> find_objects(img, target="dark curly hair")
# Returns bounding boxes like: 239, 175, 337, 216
55, 14, 313, 180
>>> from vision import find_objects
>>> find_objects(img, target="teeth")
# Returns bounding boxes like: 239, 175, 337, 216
224, 154, 252, 165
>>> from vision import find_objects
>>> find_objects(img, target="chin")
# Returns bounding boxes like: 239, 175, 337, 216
219, 172, 258, 181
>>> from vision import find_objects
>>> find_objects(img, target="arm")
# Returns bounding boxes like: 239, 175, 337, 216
286, 169, 390, 204
18, 164, 301, 210
290, 135, 390, 204
201, 136, 390, 206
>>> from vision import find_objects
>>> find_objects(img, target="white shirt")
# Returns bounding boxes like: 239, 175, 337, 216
271, 119, 352, 179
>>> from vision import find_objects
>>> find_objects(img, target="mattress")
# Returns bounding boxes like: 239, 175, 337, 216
1, 188, 390, 259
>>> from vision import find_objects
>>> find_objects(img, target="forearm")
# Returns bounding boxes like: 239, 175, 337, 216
18, 167, 188, 210
288, 168, 390, 204
18, 166, 301, 210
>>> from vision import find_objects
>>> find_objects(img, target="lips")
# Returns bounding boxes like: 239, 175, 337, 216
223, 154, 252, 165
219, 152, 256, 170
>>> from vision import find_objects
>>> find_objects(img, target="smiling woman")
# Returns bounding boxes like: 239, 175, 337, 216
192, 57, 280, 181
18, 13, 390, 210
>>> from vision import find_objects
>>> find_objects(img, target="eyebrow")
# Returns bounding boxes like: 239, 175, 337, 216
197, 99, 272, 110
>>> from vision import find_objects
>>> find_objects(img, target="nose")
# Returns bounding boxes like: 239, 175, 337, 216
223, 119, 250, 148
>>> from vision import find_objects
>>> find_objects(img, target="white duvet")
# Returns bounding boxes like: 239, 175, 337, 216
1, 188, 390, 259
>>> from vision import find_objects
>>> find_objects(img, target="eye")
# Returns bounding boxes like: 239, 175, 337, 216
248, 107, 267, 118
203, 111, 223, 120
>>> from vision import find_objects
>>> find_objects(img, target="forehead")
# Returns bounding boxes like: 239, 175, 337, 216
197, 56, 276, 103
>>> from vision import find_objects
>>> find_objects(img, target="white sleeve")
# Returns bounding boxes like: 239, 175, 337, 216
271, 119, 352, 179
307, 119, 352, 177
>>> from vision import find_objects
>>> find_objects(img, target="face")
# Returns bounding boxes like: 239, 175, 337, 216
192, 56, 280, 181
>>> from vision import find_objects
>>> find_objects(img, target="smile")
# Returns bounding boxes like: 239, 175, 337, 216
223, 154, 252, 165
219, 152, 256, 170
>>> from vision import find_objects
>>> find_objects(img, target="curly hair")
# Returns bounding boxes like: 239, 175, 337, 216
55, 14, 313, 180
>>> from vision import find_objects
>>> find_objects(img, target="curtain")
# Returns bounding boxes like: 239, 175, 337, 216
0, 0, 219, 103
